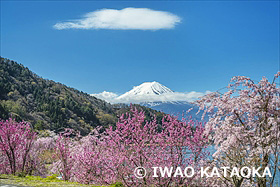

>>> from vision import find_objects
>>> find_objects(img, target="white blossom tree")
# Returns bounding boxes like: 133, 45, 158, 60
197, 72, 280, 187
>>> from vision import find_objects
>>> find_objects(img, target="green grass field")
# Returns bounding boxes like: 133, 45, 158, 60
0, 174, 123, 187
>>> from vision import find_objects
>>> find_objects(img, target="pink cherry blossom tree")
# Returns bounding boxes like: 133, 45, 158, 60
0, 118, 37, 175
196, 72, 280, 187
67, 107, 209, 186
71, 129, 118, 185
51, 128, 79, 181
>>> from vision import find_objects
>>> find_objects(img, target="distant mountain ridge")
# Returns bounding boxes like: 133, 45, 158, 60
142, 101, 204, 121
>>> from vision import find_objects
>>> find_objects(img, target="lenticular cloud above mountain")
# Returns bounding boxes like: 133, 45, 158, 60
91, 81, 210, 104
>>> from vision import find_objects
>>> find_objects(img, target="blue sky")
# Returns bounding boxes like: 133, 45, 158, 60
1, 1, 279, 96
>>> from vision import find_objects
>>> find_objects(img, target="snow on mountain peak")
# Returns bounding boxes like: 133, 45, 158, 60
91, 82, 209, 104
118, 81, 173, 99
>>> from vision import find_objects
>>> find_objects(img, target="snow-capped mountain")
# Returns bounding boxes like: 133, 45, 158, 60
115, 81, 203, 103
91, 81, 209, 120
118, 81, 173, 99
92, 82, 209, 104
116, 82, 204, 120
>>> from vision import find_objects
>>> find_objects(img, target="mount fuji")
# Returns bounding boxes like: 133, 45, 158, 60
92, 81, 208, 120
117, 81, 176, 103
116, 82, 204, 120
118, 81, 173, 98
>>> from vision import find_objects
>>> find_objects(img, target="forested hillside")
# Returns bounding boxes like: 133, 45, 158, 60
0, 57, 163, 135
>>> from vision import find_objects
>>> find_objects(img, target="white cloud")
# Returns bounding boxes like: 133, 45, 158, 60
91, 91, 211, 104
54, 8, 181, 30
91, 91, 118, 103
